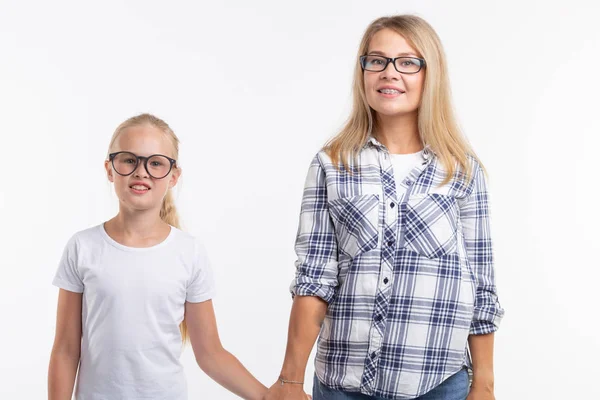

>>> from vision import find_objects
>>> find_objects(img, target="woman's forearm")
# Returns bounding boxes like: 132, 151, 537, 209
48, 350, 79, 400
468, 332, 495, 390
198, 348, 267, 400
279, 295, 327, 381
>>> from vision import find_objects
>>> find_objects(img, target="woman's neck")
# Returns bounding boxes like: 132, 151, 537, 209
374, 112, 423, 154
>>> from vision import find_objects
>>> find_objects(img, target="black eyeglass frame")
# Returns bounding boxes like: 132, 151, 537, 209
359, 55, 427, 74
108, 151, 177, 179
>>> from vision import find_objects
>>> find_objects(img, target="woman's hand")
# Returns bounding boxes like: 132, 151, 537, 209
466, 385, 494, 400
262, 381, 311, 400
467, 373, 494, 400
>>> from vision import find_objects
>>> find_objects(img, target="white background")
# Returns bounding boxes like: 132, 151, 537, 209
1, 0, 599, 398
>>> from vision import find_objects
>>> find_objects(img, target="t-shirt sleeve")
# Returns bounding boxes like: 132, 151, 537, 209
186, 240, 216, 303
52, 235, 84, 293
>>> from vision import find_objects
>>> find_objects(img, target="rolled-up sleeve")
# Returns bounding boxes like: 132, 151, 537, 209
459, 161, 505, 335
290, 154, 339, 303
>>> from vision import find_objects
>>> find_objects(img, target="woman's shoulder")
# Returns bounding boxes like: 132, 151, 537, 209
312, 149, 332, 166
427, 153, 485, 196
312, 147, 375, 170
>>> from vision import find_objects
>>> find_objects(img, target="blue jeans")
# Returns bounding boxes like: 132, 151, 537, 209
313, 368, 470, 400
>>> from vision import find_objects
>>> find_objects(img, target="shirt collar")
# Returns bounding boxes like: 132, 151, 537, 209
365, 135, 435, 164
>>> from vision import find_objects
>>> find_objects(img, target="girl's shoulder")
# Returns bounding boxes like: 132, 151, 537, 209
167, 226, 204, 249
167, 227, 210, 261
63, 223, 106, 248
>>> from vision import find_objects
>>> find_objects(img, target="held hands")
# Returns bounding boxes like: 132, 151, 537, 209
262, 379, 311, 400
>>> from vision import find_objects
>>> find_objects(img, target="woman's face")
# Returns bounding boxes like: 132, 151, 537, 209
363, 28, 425, 119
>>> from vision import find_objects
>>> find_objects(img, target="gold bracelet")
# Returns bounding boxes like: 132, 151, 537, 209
279, 376, 304, 385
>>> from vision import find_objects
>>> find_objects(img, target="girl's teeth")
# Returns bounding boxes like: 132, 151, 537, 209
131, 185, 148, 190
380, 89, 400, 94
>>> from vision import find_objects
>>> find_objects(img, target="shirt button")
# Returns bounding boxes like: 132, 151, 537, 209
405, 180, 413, 186
371, 352, 377, 358
387, 240, 394, 246
375, 315, 382, 322
390, 202, 395, 208
383, 277, 389, 284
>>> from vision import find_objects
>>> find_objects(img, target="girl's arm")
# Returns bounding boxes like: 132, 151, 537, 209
186, 300, 267, 400
48, 289, 82, 400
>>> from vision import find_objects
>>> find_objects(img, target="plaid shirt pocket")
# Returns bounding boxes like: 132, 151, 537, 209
328, 194, 380, 258
403, 193, 459, 259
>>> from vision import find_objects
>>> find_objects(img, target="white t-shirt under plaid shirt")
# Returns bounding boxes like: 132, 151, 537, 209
291, 137, 504, 399
52, 224, 216, 400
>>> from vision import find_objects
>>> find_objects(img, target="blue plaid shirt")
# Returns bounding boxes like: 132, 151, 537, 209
291, 137, 504, 399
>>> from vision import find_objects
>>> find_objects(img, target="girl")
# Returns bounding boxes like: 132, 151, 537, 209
48, 114, 267, 399
265, 15, 504, 400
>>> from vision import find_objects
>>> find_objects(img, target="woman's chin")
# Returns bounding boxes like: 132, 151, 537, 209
374, 107, 418, 119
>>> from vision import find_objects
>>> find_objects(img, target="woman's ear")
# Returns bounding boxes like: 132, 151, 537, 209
104, 160, 114, 183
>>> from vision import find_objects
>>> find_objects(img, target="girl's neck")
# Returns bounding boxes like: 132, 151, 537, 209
104, 208, 171, 248
375, 112, 423, 154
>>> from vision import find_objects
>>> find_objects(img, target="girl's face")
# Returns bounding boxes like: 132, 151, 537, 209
363, 29, 425, 119
105, 125, 180, 214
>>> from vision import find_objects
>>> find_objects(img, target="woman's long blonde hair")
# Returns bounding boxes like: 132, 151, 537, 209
107, 113, 188, 343
326, 15, 480, 182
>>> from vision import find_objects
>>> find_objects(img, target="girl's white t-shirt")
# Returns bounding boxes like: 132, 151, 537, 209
52, 224, 216, 400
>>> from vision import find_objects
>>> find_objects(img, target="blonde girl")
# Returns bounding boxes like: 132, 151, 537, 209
48, 114, 267, 400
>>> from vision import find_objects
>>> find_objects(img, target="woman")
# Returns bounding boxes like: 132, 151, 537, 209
264, 15, 504, 400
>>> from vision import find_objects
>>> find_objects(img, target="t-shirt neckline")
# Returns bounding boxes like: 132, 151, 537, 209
99, 223, 175, 252
389, 150, 423, 158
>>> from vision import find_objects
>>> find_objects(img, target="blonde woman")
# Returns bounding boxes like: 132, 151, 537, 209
48, 114, 267, 399
264, 15, 504, 400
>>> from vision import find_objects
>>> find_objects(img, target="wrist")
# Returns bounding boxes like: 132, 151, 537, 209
471, 371, 494, 390
278, 375, 305, 385
279, 365, 306, 382
274, 378, 305, 393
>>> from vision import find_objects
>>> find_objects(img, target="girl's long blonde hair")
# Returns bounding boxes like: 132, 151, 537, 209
107, 113, 188, 343
326, 15, 480, 182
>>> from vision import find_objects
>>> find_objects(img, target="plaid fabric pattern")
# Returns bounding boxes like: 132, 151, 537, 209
291, 138, 504, 399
